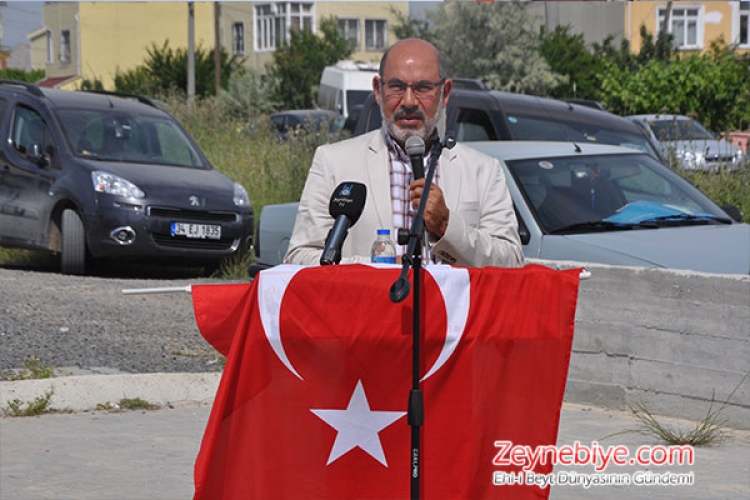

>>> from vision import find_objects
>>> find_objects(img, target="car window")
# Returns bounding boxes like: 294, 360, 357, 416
649, 119, 714, 142
56, 109, 206, 168
507, 152, 726, 232
346, 90, 371, 117
455, 109, 498, 141
11, 105, 55, 158
453, 107, 662, 160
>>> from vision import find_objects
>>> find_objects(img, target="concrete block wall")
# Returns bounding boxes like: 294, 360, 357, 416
536, 260, 750, 430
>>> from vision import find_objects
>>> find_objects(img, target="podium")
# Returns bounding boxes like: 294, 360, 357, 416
191, 264, 581, 500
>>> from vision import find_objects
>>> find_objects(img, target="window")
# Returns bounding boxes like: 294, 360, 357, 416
740, 1, 750, 47
232, 22, 245, 55
365, 19, 387, 51
657, 6, 702, 50
255, 2, 314, 52
59, 29, 71, 63
289, 2, 313, 31
337, 18, 359, 51
46, 30, 53, 64
12, 106, 53, 158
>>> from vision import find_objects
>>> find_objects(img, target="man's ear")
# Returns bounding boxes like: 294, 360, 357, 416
373, 76, 382, 107
442, 78, 453, 107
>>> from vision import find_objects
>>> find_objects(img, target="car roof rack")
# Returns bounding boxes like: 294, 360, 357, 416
80, 89, 159, 109
0, 79, 45, 97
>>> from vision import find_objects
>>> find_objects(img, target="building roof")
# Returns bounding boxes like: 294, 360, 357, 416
35, 75, 77, 88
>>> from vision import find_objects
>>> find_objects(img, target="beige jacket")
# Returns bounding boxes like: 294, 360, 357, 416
284, 130, 524, 268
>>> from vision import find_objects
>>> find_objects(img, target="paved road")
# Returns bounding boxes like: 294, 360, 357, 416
1, 374, 749, 500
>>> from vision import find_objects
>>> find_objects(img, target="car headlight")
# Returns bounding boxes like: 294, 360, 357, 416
677, 150, 705, 169
91, 171, 145, 198
234, 182, 251, 207
734, 149, 745, 164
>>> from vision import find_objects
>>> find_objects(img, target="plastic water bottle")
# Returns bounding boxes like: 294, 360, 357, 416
371, 229, 396, 264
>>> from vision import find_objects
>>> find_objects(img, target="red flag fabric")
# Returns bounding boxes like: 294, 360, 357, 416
192, 263, 580, 499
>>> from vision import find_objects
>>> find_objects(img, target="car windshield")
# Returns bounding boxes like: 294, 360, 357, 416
302, 114, 343, 134
346, 90, 372, 115
506, 152, 731, 234
56, 108, 207, 168
648, 119, 714, 142
500, 111, 662, 160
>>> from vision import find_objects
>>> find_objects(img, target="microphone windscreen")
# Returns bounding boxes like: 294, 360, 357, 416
328, 182, 367, 224
405, 135, 425, 157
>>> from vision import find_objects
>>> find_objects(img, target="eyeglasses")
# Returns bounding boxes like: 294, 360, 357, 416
382, 78, 446, 100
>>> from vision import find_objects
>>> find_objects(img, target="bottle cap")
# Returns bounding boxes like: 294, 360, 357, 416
377, 229, 390, 235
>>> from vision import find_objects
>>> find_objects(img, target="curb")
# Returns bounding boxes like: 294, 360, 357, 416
0, 372, 221, 412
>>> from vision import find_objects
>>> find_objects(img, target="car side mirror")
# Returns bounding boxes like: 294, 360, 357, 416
721, 204, 742, 222
25, 142, 52, 168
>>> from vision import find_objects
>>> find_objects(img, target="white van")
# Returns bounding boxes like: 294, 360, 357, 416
317, 60, 378, 120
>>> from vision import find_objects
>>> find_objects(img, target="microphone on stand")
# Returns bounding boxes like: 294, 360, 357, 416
405, 135, 425, 180
320, 182, 367, 265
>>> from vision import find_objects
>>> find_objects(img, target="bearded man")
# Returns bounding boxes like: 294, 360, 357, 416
284, 38, 523, 268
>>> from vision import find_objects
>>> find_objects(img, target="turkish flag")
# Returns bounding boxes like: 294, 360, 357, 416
192, 264, 580, 499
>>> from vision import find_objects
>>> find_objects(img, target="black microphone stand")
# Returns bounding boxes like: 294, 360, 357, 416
390, 134, 452, 500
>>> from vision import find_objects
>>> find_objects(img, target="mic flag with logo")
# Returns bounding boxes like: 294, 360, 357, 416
191, 264, 581, 499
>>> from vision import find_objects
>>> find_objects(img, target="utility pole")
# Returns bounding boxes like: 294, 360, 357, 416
214, 1, 221, 96
188, 1, 196, 105
660, 1, 673, 36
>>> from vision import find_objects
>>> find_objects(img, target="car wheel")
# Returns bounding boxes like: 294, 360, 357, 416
61, 209, 86, 275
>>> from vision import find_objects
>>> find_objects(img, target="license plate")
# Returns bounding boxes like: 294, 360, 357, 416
170, 222, 221, 239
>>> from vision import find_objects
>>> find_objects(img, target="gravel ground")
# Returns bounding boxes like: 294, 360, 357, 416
0, 266, 243, 378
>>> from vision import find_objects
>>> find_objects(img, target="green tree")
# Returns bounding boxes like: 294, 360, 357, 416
114, 40, 242, 98
425, 0, 565, 94
266, 17, 351, 110
538, 25, 601, 100
600, 39, 750, 131
78, 78, 104, 91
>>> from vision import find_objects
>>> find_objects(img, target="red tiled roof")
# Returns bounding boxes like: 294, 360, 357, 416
35, 76, 76, 88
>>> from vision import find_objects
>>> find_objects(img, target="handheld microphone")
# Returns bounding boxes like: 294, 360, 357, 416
405, 135, 425, 180
320, 182, 367, 265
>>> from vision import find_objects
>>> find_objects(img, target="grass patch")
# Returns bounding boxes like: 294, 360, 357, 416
96, 397, 161, 412
212, 251, 255, 280
615, 370, 749, 446
3, 356, 57, 381
4, 390, 54, 417
682, 168, 750, 222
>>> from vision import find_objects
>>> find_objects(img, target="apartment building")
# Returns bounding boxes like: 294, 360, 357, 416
28, 1, 750, 90
31, 1, 406, 90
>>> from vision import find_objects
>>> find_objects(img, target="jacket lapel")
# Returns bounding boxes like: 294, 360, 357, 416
365, 132, 393, 229
437, 144, 461, 213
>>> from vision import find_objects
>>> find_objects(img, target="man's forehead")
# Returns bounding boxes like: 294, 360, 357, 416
382, 47, 440, 79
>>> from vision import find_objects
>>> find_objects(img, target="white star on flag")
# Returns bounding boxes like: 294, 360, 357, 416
311, 380, 406, 466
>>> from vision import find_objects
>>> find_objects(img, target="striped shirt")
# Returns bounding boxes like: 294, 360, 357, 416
384, 130, 440, 260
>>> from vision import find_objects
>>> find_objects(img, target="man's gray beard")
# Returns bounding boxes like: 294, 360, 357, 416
381, 91, 445, 146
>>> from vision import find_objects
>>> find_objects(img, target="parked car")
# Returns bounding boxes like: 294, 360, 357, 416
626, 114, 746, 171
269, 109, 343, 141
0, 80, 254, 275
251, 141, 749, 276
352, 88, 664, 163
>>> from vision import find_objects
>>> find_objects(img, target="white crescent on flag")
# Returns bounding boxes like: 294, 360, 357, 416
256, 264, 470, 382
